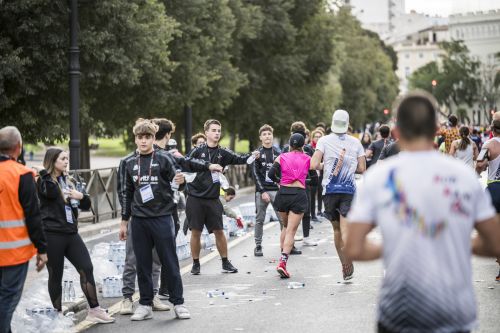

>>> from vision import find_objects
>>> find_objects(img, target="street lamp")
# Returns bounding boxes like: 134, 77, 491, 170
69, 0, 81, 170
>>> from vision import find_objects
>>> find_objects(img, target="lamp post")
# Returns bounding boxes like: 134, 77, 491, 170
68, 0, 81, 170
184, 104, 192, 154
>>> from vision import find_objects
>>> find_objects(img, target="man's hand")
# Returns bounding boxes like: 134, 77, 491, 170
36, 253, 48, 272
68, 189, 84, 200
261, 192, 271, 203
119, 220, 128, 241
174, 173, 185, 185
252, 151, 260, 159
209, 164, 223, 172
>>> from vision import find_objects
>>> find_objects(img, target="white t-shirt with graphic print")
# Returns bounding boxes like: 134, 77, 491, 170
316, 133, 365, 195
348, 151, 496, 333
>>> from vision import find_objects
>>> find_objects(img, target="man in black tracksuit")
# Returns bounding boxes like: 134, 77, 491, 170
252, 124, 281, 257
118, 119, 218, 321
187, 119, 256, 275
150, 118, 222, 299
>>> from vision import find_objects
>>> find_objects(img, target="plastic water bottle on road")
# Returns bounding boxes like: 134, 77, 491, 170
287, 282, 305, 289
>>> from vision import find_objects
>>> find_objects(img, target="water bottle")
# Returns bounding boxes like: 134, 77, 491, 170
63, 280, 68, 302
171, 169, 182, 191
287, 282, 305, 289
219, 173, 230, 190
207, 289, 225, 298
69, 281, 76, 301
102, 278, 108, 297
246, 152, 257, 165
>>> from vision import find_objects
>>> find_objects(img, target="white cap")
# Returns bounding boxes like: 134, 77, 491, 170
168, 139, 177, 146
331, 109, 349, 134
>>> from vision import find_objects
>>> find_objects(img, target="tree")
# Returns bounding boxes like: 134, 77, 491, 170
333, 7, 399, 127
409, 40, 480, 115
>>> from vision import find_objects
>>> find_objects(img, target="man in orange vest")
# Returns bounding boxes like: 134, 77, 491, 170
0, 126, 47, 333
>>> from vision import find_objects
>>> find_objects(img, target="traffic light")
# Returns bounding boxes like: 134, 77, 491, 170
383, 109, 389, 115
431, 79, 437, 87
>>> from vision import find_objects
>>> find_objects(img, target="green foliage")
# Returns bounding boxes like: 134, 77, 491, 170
333, 7, 399, 127
409, 40, 481, 113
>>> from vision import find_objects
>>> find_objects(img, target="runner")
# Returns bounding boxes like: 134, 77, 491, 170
268, 133, 311, 278
284, 121, 319, 250
439, 114, 460, 154
252, 124, 281, 257
310, 109, 366, 280
118, 119, 191, 321
186, 119, 258, 275
366, 125, 391, 166
310, 129, 324, 222
449, 126, 478, 169
476, 117, 500, 282
346, 92, 500, 332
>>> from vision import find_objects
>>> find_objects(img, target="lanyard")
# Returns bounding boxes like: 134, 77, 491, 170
137, 151, 155, 185
207, 146, 220, 163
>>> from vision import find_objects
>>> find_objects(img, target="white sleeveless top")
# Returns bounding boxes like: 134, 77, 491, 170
453, 142, 474, 168
486, 137, 500, 183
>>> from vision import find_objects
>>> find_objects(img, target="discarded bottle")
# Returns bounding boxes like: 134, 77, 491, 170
246, 154, 256, 165
287, 282, 305, 289
63, 280, 69, 302
69, 281, 76, 301
207, 289, 225, 298
171, 169, 182, 191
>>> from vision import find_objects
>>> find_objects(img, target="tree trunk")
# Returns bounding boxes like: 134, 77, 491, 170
175, 131, 183, 155
229, 133, 236, 152
79, 128, 90, 170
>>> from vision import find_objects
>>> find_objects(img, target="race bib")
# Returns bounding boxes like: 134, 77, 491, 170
65, 206, 74, 224
140, 184, 155, 203
211, 171, 220, 184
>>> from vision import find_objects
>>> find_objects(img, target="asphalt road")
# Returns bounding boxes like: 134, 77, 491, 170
84, 217, 500, 333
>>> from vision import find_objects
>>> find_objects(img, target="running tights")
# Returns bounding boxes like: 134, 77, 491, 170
45, 232, 98, 311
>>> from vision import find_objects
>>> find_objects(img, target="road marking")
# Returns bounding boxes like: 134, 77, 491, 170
74, 222, 278, 332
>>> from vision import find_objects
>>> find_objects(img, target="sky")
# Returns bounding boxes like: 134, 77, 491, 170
405, 0, 500, 16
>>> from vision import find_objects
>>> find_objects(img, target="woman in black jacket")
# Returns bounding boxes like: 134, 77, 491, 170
38, 147, 114, 324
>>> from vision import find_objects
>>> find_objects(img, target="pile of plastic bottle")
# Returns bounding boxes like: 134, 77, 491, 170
175, 231, 191, 260
108, 242, 126, 274
238, 202, 256, 223
62, 280, 77, 302
102, 276, 123, 298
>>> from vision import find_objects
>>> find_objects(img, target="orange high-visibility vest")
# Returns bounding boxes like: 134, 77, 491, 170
0, 159, 37, 266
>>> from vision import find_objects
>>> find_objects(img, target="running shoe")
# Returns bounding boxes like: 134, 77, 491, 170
290, 246, 302, 255
152, 295, 170, 311
119, 298, 134, 315
276, 261, 290, 279
222, 260, 238, 273
130, 305, 153, 321
157, 290, 169, 300
303, 237, 318, 246
191, 262, 201, 275
342, 263, 354, 281
254, 245, 263, 257
174, 305, 191, 319
87, 306, 115, 323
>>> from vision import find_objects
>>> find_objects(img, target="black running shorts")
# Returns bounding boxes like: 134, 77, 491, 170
487, 182, 500, 213
323, 193, 353, 223
276, 187, 308, 214
186, 196, 224, 233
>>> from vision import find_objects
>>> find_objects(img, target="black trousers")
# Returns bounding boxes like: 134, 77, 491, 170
302, 186, 311, 238
131, 215, 184, 306
45, 232, 98, 311
309, 184, 318, 218
159, 211, 180, 295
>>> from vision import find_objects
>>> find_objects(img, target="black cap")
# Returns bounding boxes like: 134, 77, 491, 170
289, 133, 305, 149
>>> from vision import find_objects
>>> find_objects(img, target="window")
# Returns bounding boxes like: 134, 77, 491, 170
405, 53, 410, 59
419, 53, 424, 58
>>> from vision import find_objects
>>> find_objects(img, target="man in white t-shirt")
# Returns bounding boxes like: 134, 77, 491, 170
311, 109, 366, 280
345, 92, 500, 333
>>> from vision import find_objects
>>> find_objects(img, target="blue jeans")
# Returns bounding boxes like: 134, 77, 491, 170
0, 262, 29, 333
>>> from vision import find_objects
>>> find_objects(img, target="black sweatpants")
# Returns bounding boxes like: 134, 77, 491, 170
302, 186, 311, 238
45, 232, 98, 311
310, 184, 318, 218
131, 215, 184, 306
159, 210, 180, 295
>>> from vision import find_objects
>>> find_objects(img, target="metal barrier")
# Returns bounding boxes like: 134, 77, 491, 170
69, 165, 253, 223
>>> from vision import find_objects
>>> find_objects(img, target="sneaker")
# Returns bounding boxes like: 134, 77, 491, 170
174, 304, 191, 319
191, 262, 200, 275
254, 245, 263, 257
130, 305, 153, 321
342, 263, 354, 281
311, 217, 320, 222
222, 260, 238, 273
157, 290, 169, 300
290, 246, 302, 255
86, 306, 115, 324
303, 237, 318, 246
152, 296, 170, 311
119, 298, 134, 315
276, 261, 290, 279
294, 235, 303, 241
